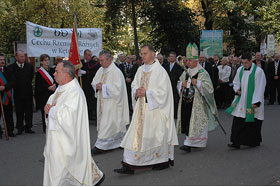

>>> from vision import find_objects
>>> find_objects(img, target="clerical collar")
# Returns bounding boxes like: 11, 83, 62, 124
189, 66, 199, 77
244, 66, 251, 71
57, 78, 75, 92
144, 61, 156, 72
103, 62, 114, 73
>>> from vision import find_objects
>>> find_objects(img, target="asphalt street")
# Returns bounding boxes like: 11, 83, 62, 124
0, 104, 279, 185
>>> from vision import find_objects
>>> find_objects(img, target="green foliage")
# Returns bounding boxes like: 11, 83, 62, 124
140, 0, 199, 55
105, 0, 199, 55
1, 0, 280, 56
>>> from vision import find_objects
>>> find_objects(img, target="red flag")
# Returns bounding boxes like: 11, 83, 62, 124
68, 16, 82, 71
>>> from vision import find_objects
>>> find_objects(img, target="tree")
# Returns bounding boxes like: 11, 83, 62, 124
140, 0, 199, 55
0, 0, 110, 54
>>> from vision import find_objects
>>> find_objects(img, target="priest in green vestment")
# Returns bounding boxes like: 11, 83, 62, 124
226, 53, 266, 149
177, 43, 218, 152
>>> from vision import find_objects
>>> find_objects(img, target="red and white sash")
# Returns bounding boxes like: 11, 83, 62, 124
38, 67, 54, 86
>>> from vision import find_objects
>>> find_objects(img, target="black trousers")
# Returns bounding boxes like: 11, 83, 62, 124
230, 117, 262, 146
15, 96, 33, 131
0, 101, 14, 134
217, 83, 231, 107
173, 92, 180, 119
83, 86, 97, 120
40, 107, 46, 132
126, 83, 132, 115
269, 81, 280, 104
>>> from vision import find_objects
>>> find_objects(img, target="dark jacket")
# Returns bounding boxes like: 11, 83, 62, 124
81, 60, 101, 93
10, 62, 34, 100
163, 62, 184, 97
0, 66, 16, 102
34, 68, 54, 110
201, 61, 214, 86
130, 63, 142, 82
267, 60, 280, 82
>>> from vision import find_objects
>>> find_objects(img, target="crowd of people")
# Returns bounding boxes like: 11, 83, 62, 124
0, 44, 276, 185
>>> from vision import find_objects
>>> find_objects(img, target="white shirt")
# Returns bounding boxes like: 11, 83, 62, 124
170, 62, 175, 71
16, 61, 24, 68
218, 65, 231, 83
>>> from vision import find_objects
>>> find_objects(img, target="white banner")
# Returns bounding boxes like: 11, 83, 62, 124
267, 34, 275, 57
26, 21, 102, 57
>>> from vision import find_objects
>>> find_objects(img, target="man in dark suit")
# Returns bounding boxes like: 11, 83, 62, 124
212, 54, 220, 105
81, 59, 101, 121
229, 56, 241, 102
253, 52, 269, 99
267, 53, 280, 105
157, 53, 168, 66
10, 51, 34, 135
81, 49, 92, 65
118, 54, 133, 115
49, 56, 62, 80
253, 52, 266, 71
199, 54, 214, 86
130, 56, 142, 82
163, 51, 183, 119
0, 54, 16, 138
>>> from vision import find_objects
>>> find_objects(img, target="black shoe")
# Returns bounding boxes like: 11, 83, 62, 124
114, 166, 135, 175
179, 145, 191, 152
169, 160, 174, 167
227, 143, 240, 149
8, 133, 16, 137
268, 102, 274, 105
152, 163, 170, 170
16, 130, 24, 135
0, 131, 3, 139
25, 129, 35, 134
91, 148, 104, 155
95, 174, 105, 186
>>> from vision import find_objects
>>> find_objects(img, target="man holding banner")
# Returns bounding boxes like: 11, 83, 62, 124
0, 54, 16, 138
227, 53, 266, 149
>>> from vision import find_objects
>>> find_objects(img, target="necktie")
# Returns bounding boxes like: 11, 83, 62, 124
20, 64, 23, 69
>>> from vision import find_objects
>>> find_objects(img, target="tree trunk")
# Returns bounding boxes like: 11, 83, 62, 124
201, 0, 213, 30
131, 0, 139, 57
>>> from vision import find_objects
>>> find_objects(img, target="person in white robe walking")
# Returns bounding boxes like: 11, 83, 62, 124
43, 61, 104, 186
114, 45, 178, 175
91, 50, 129, 154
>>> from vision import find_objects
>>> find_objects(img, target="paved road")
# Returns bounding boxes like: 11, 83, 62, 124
0, 104, 280, 185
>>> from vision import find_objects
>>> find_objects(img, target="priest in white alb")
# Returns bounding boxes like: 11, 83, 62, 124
227, 53, 266, 149
43, 61, 104, 186
114, 45, 178, 175
91, 50, 129, 154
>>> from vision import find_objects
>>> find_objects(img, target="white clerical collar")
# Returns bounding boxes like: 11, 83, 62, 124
16, 61, 24, 68
57, 78, 76, 92
143, 60, 157, 72
103, 62, 114, 73
188, 64, 202, 77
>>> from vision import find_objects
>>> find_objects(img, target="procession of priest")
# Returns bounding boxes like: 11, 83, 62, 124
0, 42, 272, 185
